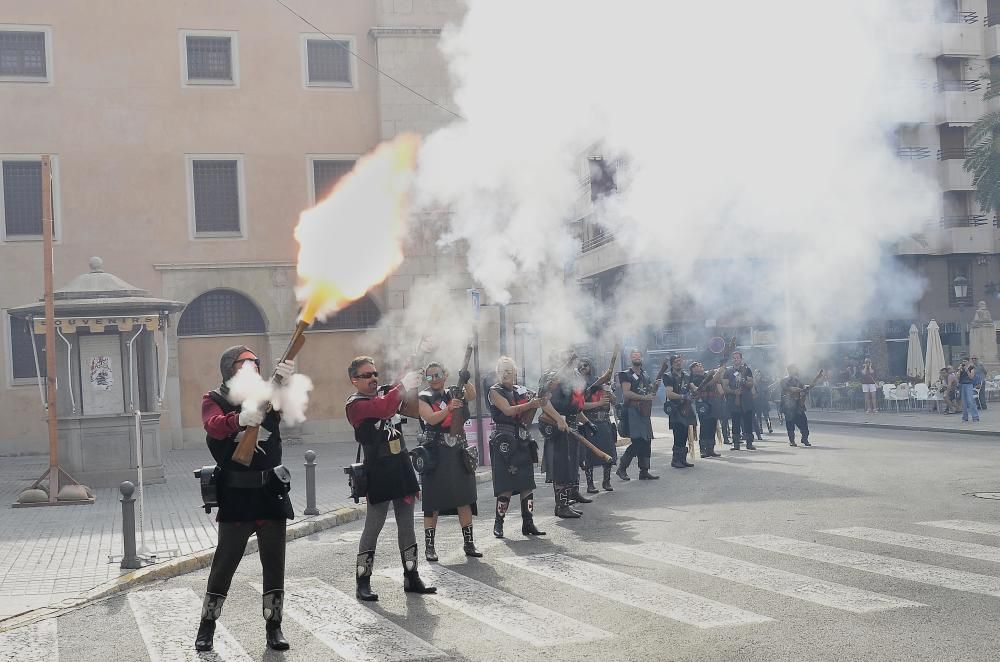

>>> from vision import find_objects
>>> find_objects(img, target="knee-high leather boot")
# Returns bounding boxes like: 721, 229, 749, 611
494, 495, 510, 539
195, 593, 225, 652
355, 550, 378, 602
262, 590, 289, 651
520, 493, 546, 535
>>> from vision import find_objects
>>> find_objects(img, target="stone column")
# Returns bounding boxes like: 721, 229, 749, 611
969, 301, 1000, 375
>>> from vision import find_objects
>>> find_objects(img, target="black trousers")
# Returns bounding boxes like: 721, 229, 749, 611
786, 412, 809, 442
670, 422, 689, 461
731, 409, 754, 443
698, 416, 717, 454
207, 520, 286, 596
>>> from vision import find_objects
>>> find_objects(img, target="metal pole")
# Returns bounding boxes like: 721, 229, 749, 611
119, 481, 142, 570
41, 155, 59, 502
472, 325, 484, 460
499, 304, 508, 356
303, 450, 319, 516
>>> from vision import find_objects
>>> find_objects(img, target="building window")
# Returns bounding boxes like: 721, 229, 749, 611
7, 315, 45, 381
177, 289, 266, 336
948, 260, 973, 307
1, 156, 58, 241
311, 158, 355, 202
181, 31, 238, 86
588, 157, 617, 202
188, 156, 244, 237
0, 27, 50, 82
309, 296, 381, 331
302, 35, 355, 88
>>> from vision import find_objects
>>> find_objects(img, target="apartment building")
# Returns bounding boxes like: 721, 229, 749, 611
0, 0, 477, 456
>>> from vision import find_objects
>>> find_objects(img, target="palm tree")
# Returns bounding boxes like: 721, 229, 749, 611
964, 85, 1000, 215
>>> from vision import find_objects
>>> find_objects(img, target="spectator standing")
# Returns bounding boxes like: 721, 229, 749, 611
860, 358, 878, 414
971, 357, 987, 411
958, 359, 980, 422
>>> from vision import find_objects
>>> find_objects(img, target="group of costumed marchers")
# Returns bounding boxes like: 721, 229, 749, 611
193, 336, 819, 654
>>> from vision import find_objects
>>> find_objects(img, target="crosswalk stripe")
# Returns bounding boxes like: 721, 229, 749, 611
499, 553, 772, 628
918, 520, 1000, 538
614, 542, 924, 613
722, 535, 1000, 597
0, 619, 58, 662
823, 527, 1000, 564
128, 588, 252, 662
377, 564, 612, 646
254, 578, 446, 661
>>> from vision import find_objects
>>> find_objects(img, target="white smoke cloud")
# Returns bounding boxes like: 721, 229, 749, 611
225, 363, 314, 426
415, 0, 940, 368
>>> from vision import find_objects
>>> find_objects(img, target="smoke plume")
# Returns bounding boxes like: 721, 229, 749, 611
226, 364, 314, 426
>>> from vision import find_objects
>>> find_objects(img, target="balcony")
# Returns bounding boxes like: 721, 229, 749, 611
938, 18, 983, 56
576, 233, 625, 280
937, 149, 975, 189
896, 220, 998, 256
936, 81, 984, 125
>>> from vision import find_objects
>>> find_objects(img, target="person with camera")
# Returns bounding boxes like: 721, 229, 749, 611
616, 349, 659, 480
487, 356, 548, 537
860, 358, 877, 414
345, 356, 436, 602
958, 358, 981, 422
195, 346, 296, 652
578, 357, 617, 492
417, 361, 481, 562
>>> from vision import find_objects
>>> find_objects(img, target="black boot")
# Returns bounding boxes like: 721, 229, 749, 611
745, 438, 757, 450
584, 467, 599, 494
424, 528, 438, 562
788, 435, 797, 447
766, 418, 773, 433
462, 524, 483, 557
640, 456, 663, 477
494, 496, 510, 538
554, 485, 581, 518
570, 482, 593, 504
263, 590, 289, 651
669, 450, 692, 470
355, 550, 379, 602
601, 464, 614, 491
401, 544, 437, 594
616, 448, 634, 481
520, 494, 546, 535
800, 437, 811, 447
195, 593, 225, 651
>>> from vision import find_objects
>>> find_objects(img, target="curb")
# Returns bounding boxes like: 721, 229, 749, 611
0, 469, 494, 632
810, 419, 999, 437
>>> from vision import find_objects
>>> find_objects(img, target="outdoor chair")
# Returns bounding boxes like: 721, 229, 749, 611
911, 383, 930, 410
894, 383, 911, 411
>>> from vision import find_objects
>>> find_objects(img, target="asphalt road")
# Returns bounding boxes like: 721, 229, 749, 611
4, 426, 1000, 662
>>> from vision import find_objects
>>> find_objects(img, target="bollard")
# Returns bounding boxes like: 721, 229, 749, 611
119, 481, 143, 570
303, 450, 319, 516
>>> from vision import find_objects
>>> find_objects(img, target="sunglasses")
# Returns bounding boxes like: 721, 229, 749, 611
354, 371, 378, 380
425, 372, 445, 381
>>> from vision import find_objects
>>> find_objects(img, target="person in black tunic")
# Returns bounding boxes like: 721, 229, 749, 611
780, 364, 812, 447
662, 355, 696, 469
488, 356, 548, 538
345, 356, 435, 602
689, 361, 724, 459
195, 346, 295, 652
417, 361, 481, 561
539, 361, 599, 518
722, 351, 757, 451
616, 349, 660, 480
578, 357, 617, 492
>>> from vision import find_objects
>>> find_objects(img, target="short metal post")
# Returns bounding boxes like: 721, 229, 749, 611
119, 481, 142, 570
304, 450, 319, 516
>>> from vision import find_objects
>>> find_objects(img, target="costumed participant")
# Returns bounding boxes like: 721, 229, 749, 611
416, 361, 481, 561
616, 349, 659, 480
195, 346, 296, 652
689, 360, 724, 458
345, 356, 436, 602
722, 351, 757, 450
538, 359, 599, 517
662, 354, 695, 469
780, 364, 813, 447
752, 369, 772, 439
578, 357, 617, 492
488, 356, 548, 538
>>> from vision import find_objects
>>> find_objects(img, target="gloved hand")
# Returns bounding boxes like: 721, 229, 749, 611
401, 370, 423, 391
238, 407, 264, 428
585, 421, 599, 436
458, 369, 471, 383
275, 360, 295, 382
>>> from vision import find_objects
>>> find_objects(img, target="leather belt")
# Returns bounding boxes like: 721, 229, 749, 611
224, 469, 274, 489
494, 423, 528, 440
588, 410, 610, 422
426, 431, 466, 447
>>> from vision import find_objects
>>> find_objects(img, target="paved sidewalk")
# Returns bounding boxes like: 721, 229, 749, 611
807, 408, 1000, 436
0, 438, 489, 622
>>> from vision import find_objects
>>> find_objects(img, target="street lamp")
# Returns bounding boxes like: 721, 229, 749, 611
953, 274, 969, 300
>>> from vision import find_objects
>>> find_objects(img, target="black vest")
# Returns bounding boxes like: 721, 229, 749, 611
488, 383, 531, 426
205, 390, 282, 471
345, 387, 419, 504
418, 388, 453, 434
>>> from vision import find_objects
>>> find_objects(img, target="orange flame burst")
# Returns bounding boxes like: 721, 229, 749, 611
295, 133, 421, 324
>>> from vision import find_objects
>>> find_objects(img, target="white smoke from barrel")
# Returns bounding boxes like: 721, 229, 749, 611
416, 0, 939, 368
226, 364, 313, 426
